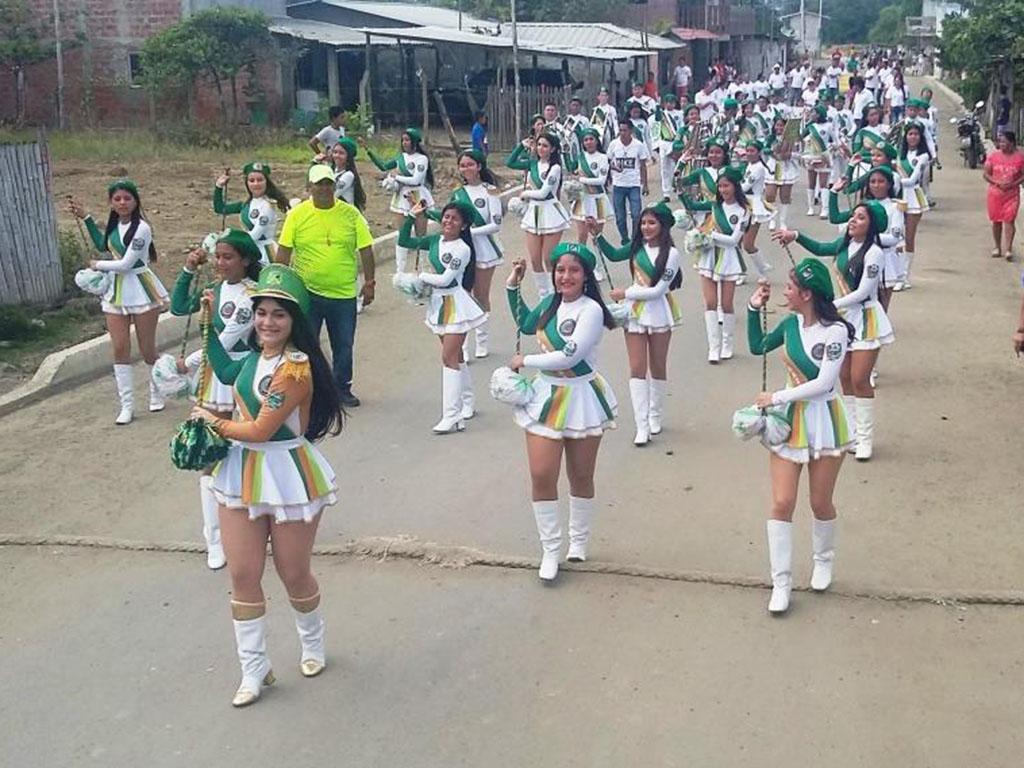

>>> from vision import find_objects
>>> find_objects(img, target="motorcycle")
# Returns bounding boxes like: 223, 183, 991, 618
949, 100, 986, 169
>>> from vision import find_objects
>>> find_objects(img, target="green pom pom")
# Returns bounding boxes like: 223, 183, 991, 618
170, 418, 231, 471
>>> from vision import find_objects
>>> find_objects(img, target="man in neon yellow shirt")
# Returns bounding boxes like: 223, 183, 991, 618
277, 164, 375, 407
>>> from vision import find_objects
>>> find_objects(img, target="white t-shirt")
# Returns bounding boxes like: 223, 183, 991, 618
886, 85, 906, 108
315, 124, 345, 149
695, 90, 717, 122
606, 137, 651, 188
674, 64, 692, 87
879, 68, 894, 88
768, 71, 787, 90
865, 67, 879, 89
825, 65, 843, 89
789, 68, 805, 88
802, 88, 819, 108
852, 90, 874, 121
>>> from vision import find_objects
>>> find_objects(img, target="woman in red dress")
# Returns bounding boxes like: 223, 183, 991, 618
984, 131, 1024, 260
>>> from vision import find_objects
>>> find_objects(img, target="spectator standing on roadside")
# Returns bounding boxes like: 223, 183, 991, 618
984, 132, 1024, 261
471, 111, 489, 155
275, 165, 376, 408
996, 87, 1012, 139
309, 106, 347, 156
788, 62, 806, 106
673, 56, 692, 100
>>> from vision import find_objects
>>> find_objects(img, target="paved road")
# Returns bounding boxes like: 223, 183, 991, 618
2, 80, 1022, 766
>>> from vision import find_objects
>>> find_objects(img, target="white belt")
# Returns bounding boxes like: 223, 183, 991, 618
233, 437, 304, 451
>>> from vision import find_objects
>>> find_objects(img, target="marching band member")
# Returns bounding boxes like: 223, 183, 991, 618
681, 165, 751, 363
591, 87, 618, 148
801, 105, 837, 218
652, 92, 684, 201
626, 100, 655, 155
773, 200, 894, 461
676, 136, 730, 225
69, 180, 169, 424
896, 122, 931, 290
592, 203, 682, 445
764, 116, 798, 231
505, 243, 618, 580
506, 133, 571, 297
567, 128, 612, 248
365, 128, 435, 273
191, 264, 343, 707
747, 254, 856, 615
170, 229, 262, 570
328, 138, 367, 211
213, 162, 290, 265
740, 140, 775, 278
430, 150, 504, 359
399, 201, 486, 433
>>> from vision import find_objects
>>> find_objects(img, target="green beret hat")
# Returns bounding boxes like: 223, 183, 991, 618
671, 139, 686, 153
867, 165, 895, 182
243, 161, 271, 177
860, 200, 889, 233
459, 148, 487, 165
723, 98, 739, 110
336, 137, 358, 159
445, 199, 478, 226
404, 127, 423, 144
721, 165, 744, 185
874, 141, 898, 159
740, 139, 764, 152
581, 128, 601, 142
705, 137, 731, 159
217, 228, 262, 265
107, 178, 139, 198
903, 120, 926, 135
249, 264, 311, 318
812, 104, 828, 120
645, 202, 675, 228
794, 257, 834, 301
907, 98, 927, 109
661, 91, 679, 104
549, 241, 596, 271
530, 113, 544, 124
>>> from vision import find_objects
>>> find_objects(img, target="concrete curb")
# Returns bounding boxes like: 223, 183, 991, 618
0, 183, 524, 418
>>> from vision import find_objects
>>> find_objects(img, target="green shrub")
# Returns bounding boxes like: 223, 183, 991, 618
948, 74, 986, 110
0, 305, 37, 342
58, 229, 89, 294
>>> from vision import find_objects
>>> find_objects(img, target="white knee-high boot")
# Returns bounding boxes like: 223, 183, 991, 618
433, 366, 465, 434
629, 377, 650, 446
899, 251, 914, 289
532, 500, 562, 580
843, 395, 857, 454
805, 187, 815, 215
855, 397, 875, 460
777, 202, 790, 230
648, 378, 666, 435
720, 313, 736, 359
704, 310, 722, 364
291, 594, 326, 677
532, 270, 550, 298
459, 362, 475, 420
811, 518, 836, 591
148, 364, 165, 412
199, 475, 226, 570
474, 321, 489, 358
395, 244, 409, 273
231, 610, 275, 707
567, 495, 595, 562
766, 519, 793, 614
112, 364, 134, 425
747, 249, 772, 278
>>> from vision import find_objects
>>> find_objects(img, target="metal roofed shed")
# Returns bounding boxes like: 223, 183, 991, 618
507, 22, 685, 52
287, 0, 498, 31
270, 17, 404, 47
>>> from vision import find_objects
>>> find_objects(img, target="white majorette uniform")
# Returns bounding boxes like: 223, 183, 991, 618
590, 103, 618, 147
213, 188, 279, 266
742, 160, 774, 224
506, 144, 571, 235
682, 197, 750, 282
747, 308, 854, 463
433, 184, 505, 268
595, 236, 682, 333
898, 151, 930, 214
398, 218, 487, 336
674, 165, 723, 227
206, 343, 338, 523
83, 216, 169, 315
170, 269, 256, 411
367, 149, 435, 214
828, 191, 906, 286
801, 119, 836, 171
334, 169, 357, 206
507, 288, 617, 440
569, 150, 612, 223
764, 133, 799, 186
793, 232, 895, 351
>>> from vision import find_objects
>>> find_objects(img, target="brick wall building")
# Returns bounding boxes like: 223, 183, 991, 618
0, 0, 287, 127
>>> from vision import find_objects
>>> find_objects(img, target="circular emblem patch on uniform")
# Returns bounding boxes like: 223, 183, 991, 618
826, 342, 843, 361
235, 307, 252, 324
562, 340, 578, 357
730, 215, 739, 224
559, 318, 577, 336
250, 209, 260, 220
590, 162, 598, 171
867, 264, 879, 278
811, 342, 825, 360
451, 258, 462, 269
493, 214, 502, 224
441, 252, 452, 264
662, 268, 675, 282
474, 197, 486, 208
416, 163, 424, 171
259, 215, 270, 226
131, 239, 145, 250
220, 301, 236, 319
257, 374, 273, 396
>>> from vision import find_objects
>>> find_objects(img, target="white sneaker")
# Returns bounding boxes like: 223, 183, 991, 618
806, 206, 815, 216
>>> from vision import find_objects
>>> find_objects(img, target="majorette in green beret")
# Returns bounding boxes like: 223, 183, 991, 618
107, 178, 139, 198
243, 161, 271, 177
794, 257, 834, 301
217, 228, 262, 265
549, 241, 597, 271
249, 264, 311, 317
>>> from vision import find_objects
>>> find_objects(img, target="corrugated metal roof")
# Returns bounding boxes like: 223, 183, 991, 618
507, 22, 683, 51
302, 0, 497, 31
360, 24, 635, 60
270, 17, 403, 47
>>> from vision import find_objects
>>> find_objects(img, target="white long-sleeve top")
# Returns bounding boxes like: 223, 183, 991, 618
394, 152, 429, 187
624, 246, 680, 301
418, 237, 472, 290
463, 183, 503, 238
94, 220, 152, 272
771, 320, 848, 405
334, 170, 356, 204
524, 295, 605, 373
520, 162, 562, 201
834, 242, 885, 311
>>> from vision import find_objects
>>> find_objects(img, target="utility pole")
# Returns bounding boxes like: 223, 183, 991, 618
53, 0, 65, 129
458, 0, 463, 31
511, 0, 521, 138
800, 0, 806, 58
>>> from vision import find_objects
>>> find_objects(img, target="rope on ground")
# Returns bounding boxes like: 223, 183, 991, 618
3, 532, 1022, 608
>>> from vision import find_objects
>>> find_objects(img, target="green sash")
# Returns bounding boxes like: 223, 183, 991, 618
536, 309, 593, 377
234, 355, 297, 441
782, 316, 821, 382
108, 226, 146, 269
711, 203, 734, 236
397, 153, 411, 176
451, 186, 486, 227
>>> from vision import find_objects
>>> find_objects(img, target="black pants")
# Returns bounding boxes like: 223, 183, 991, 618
308, 292, 357, 395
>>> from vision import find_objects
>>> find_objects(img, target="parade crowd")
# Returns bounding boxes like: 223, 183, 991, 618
68, 47, 954, 708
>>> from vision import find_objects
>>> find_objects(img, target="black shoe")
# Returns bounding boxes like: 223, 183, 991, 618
340, 391, 361, 408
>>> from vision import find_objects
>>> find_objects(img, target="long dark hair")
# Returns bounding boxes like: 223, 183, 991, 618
537, 133, 564, 197
104, 186, 157, 263
716, 174, 749, 210
539, 255, 616, 330
442, 202, 476, 292
809, 290, 855, 344
900, 125, 930, 161
247, 173, 290, 213
629, 207, 681, 289
332, 150, 367, 211
841, 203, 883, 289
458, 150, 499, 186
250, 296, 344, 442
406, 132, 435, 188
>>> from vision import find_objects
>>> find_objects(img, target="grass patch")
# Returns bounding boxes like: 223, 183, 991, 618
0, 300, 106, 377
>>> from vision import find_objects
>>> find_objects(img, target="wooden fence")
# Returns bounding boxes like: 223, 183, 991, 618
0, 134, 62, 305
484, 82, 607, 152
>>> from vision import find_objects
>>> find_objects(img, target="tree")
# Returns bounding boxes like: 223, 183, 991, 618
867, 0, 922, 45
140, 7, 274, 124
0, 0, 55, 126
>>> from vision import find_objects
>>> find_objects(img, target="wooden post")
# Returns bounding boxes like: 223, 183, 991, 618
431, 90, 462, 154
361, 33, 373, 114
327, 46, 340, 106
418, 66, 429, 146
